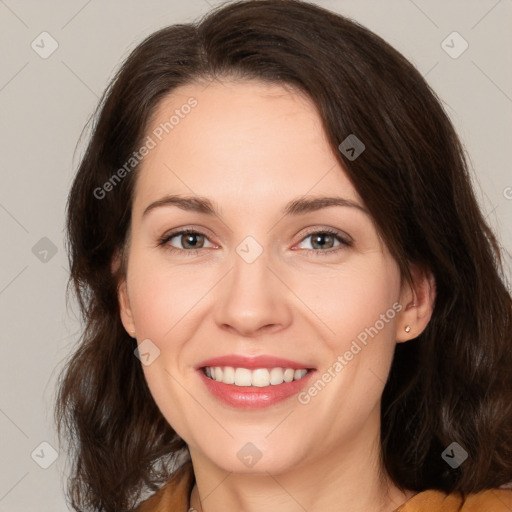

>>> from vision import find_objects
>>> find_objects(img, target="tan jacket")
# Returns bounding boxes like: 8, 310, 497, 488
136, 460, 512, 512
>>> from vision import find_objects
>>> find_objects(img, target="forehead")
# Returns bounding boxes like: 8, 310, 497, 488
133, 79, 361, 213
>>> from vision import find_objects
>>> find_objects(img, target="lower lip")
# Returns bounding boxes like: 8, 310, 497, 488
198, 369, 316, 409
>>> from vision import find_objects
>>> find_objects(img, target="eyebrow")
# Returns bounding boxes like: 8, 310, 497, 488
142, 194, 369, 218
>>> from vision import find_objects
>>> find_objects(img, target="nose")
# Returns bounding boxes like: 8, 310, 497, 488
213, 248, 293, 337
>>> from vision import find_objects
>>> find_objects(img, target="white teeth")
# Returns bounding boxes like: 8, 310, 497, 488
251, 368, 270, 387
223, 366, 235, 384
294, 369, 308, 380
270, 367, 284, 385
204, 366, 310, 386
234, 368, 252, 386
283, 368, 295, 382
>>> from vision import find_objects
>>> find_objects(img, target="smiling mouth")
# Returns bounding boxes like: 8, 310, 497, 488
202, 366, 312, 387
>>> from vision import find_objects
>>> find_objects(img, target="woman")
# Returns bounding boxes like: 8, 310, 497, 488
55, 1, 512, 511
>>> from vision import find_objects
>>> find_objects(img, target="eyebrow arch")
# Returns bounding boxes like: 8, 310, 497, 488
142, 194, 369, 218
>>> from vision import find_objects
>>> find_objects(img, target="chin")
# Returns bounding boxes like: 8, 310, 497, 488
201, 441, 307, 476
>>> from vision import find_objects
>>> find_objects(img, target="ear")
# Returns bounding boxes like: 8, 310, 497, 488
118, 279, 136, 337
395, 263, 436, 343
112, 250, 136, 338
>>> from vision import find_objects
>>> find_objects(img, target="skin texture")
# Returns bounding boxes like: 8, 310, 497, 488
118, 80, 435, 512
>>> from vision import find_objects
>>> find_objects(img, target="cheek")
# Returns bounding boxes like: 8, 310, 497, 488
127, 251, 213, 341
297, 259, 401, 427
126, 255, 206, 434
293, 254, 401, 348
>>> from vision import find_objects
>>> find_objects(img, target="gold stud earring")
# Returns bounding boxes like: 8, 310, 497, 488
404, 325, 411, 333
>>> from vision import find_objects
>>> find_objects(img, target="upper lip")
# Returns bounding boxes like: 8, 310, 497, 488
195, 355, 315, 370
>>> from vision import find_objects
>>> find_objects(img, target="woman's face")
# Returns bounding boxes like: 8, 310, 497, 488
118, 79, 419, 475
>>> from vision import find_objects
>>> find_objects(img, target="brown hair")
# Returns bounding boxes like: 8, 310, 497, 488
55, 0, 512, 510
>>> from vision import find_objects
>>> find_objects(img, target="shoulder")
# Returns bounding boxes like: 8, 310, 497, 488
396, 486, 512, 512
136, 459, 195, 512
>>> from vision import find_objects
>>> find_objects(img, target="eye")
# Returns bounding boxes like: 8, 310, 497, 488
157, 228, 352, 256
158, 229, 215, 253
296, 229, 352, 254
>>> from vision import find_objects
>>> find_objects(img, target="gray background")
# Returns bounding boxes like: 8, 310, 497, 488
0, 0, 511, 510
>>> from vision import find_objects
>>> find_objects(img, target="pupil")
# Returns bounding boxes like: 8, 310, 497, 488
314, 234, 332, 249
184, 233, 201, 248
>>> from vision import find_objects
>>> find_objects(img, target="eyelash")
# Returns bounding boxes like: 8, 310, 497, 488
157, 228, 352, 256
